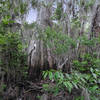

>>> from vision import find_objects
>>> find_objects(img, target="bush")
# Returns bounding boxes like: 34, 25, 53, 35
42, 52, 100, 99
73, 53, 100, 100
0, 32, 28, 83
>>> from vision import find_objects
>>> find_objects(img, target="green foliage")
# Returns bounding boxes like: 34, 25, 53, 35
71, 18, 81, 29
84, 0, 95, 9
31, 0, 38, 8
79, 0, 95, 7
43, 67, 99, 99
42, 70, 86, 94
79, 35, 98, 46
0, 0, 28, 21
39, 26, 76, 55
75, 96, 84, 100
73, 53, 100, 72
24, 22, 36, 29
20, 2, 28, 14
73, 53, 100, 99
55, 2, 62, 20
42, 51, 100, 99
2, 15, 11, 25
0, 0, 28, 84
0, 84, 6, 93
0, 32, 28, 80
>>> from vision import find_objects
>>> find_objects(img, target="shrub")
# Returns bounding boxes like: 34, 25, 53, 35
0, 32, 28, 82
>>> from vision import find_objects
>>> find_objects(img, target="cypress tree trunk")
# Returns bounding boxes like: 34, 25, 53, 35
27, 0, 54, 79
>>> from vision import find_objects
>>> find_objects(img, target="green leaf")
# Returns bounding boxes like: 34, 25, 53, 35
65, 73, 71, 80
92, 73, 97, 79
54, 71, 59, 80
42, 84, 49, 91
43, 71, 48, 79
64, 81, 73, 93
72, 82, 78, 89
90, 85, 98, 91
59, 72, 64, 80
90, 68, 94, 73
49, 71, 53, 80
81, 78, 86, 83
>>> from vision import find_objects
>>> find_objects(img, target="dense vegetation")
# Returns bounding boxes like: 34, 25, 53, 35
0, 0, 100, 100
